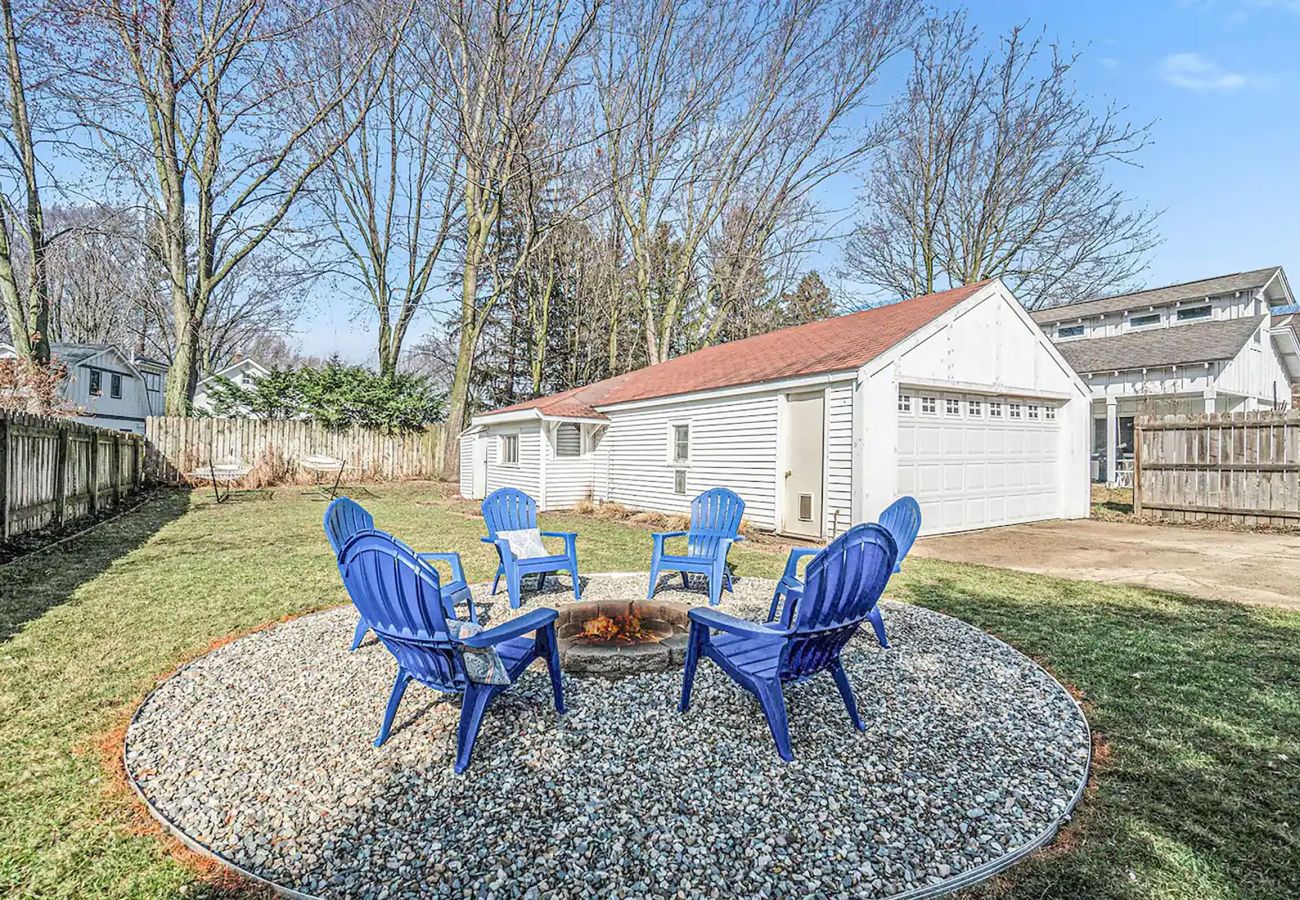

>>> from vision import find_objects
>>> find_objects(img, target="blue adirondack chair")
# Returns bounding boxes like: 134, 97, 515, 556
680, 523, 898, 761
481, 488, 581, 609
646, 487, 746, 607
324, 497, 476, 651
337, 529, 565, 773
766, 495, 921, 647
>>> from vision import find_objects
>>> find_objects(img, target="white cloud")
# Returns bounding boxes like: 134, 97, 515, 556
1157, 52, 1280, 91
1098, 56, 1121, 70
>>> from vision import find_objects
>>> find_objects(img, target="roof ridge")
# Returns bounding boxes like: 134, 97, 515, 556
1043, 266, 1279, 313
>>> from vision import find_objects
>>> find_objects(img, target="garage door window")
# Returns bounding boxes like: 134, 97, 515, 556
945, 398, 961, 416
920, 396, 937, 415
1027, 404, 1040, 420
1045, 406, 1057, 420
967, 399, 982, 417
988, 401, 1002, 417
1009, 402, 1022, 418
898, 392, 912, 413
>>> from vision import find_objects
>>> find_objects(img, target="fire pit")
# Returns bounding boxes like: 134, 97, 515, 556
554, 600, 692, 676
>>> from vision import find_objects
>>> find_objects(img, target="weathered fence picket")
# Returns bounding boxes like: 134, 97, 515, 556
1134, 411, 1300, 527
0, 410, 146, 542
143, 417, 450, 483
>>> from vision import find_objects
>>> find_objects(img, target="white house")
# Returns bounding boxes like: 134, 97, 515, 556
1031, 267, 1300, 484
1, 341, 165, 433
191, 357, 272, 415
459, 279, 1091, 538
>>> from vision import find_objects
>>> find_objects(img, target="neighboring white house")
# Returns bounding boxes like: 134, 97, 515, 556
460, 279, 1091, 538
191, 357, 272, 415
1031, 267, 1300, 484
1, 341, 165, 433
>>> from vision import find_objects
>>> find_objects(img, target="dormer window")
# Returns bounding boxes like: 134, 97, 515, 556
1177, 306, 1211, 322
1128, 313, 1160, 328
1057, 324, 1084, 339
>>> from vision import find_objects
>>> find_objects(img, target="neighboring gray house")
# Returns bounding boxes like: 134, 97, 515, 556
0, 341, 166, 433
1033, 267, 1300, 484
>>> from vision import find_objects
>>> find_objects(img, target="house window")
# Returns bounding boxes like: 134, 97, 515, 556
1057, 324, 1084, 339
555, 423, 581, 458
1009, 402, 1022, 418
500, 434, 519, 466
920, 396, 937, 415
967, 399, 982, 417
1028, 404, 1040, 419
945, 398, 961, 416
897, 392, 911, 413
1045, 406, 1057, 420
670, 423, 689, 465
1177, 305, 1211, 321
110, 373, 123, 399
674, 470, 687, 495
1128, 313, 1160, 328
989, 401, 1002, 417
88, 369, 102, 396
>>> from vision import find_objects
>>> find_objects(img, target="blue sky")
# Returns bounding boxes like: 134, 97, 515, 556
300, 0, 1300, 362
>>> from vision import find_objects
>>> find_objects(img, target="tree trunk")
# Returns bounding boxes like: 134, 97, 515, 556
441, 258, 480, 479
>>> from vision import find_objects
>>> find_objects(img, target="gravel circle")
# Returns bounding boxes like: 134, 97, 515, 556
125, 574, 1089, 899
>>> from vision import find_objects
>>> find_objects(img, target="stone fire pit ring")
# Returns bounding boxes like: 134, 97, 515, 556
554, 599, 691, 675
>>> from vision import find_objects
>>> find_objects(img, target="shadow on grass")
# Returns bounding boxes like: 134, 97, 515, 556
0, 489, 191, 644
899, 561, 1300, 899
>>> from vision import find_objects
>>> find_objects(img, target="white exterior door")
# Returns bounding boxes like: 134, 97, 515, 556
896, 390, 1062, 534
472, 434, 488, 499
781, 391, 824, 538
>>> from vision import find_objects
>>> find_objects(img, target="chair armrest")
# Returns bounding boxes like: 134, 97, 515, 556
458, 607, 559, 649
540, 531, 578, 554
417, 551, 466, 586
651, 531, 688, 550
481, 535, 514, 562
732, 534, 746, 542
688, 607, 787, 640
780, 546, 820, 581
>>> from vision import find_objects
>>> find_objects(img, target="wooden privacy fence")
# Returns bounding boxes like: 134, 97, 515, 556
144, 417, 450, 483
0, 410, 145, 542
1134, 411, 1300, 527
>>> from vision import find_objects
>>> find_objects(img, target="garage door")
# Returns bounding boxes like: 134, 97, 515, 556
897, 389, 1062, 534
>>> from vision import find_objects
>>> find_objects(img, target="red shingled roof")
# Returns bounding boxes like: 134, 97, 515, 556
483, 281, 991, 421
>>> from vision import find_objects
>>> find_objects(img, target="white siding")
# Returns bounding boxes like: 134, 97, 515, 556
603, 392, 781, 529
824, 382, 854, 538
483, 422, 541, 499
458, 432, 474, 497
1217, 323, 1292, 405
545, 423, 600, 508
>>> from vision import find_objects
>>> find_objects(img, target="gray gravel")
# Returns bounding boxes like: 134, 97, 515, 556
125, 574, 1089, 899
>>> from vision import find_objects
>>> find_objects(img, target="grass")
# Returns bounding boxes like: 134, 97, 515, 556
1, 483, 1296, 898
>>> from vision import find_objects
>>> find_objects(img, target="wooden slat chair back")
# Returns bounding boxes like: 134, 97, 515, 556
337, 529, 565, 773
681, 522, 898, 761
647, 487, 746, 606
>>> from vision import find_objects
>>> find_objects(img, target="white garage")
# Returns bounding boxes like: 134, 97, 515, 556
462, 278, 1091, 538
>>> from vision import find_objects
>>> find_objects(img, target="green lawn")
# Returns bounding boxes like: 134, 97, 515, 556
1, 483, 1296, 898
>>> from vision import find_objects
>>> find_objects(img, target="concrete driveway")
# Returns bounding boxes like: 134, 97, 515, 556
913, 518, 1300, 611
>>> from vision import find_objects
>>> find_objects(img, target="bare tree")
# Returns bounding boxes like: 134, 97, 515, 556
592, 0, 917, 366
0, 0, 54, 362
845, 16, 1160, 308
435, 0, 603, 477
62, 0, 406, 412
303, 7, 460, 377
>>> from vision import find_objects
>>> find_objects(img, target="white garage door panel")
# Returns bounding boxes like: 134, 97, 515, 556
898, 391, 1062, 534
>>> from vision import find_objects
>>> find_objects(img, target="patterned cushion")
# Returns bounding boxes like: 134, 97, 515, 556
498, 528, 549, 559
446, 620, 510, 685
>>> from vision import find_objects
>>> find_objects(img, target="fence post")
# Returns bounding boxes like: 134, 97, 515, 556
110, 434, 122, 505
0, 413, 9, 542
1133, 418, 1144, 517
89, 432, 100, 515
55, 424, 70, 526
